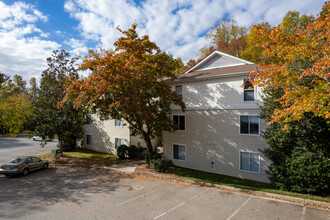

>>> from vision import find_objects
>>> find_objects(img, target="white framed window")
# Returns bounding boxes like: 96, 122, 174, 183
115, 118, 123, 127
173, 114, 185, 131
239, 151, 260, 173
240, 115, 260, 135
173, 144, 186, 161
175, 85, 183, 96
86, 134, 92, 145
115, 137, 123, 149
86, 114, 93, 124
243, 79, 255, 101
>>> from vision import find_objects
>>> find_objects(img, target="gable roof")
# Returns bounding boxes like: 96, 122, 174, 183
175, 64, 259, 82
185, 50, 254, 74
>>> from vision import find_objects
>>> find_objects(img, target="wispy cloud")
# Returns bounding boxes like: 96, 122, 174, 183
0, 1, 60, 81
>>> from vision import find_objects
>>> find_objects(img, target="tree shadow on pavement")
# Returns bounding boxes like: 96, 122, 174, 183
0, 168, 134, 219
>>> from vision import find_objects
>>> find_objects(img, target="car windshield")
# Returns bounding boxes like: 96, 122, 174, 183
8, 158, 24, 163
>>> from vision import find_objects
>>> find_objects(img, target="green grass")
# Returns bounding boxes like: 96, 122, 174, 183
38, 148, 123, 166
170, 167, 330, 203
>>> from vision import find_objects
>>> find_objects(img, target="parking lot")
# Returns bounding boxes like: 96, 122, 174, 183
0, 168, 328, 220
0, 137, 57, 164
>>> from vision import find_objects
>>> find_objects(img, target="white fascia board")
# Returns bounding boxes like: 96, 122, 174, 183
184, 51, 254, 74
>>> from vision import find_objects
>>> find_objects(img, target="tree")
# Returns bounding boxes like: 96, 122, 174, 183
248, 6, 329, 194
240, 22, 273, 64
0, 73, 33, 135
249, 7, 329, 124
203, 19, 247, 57
64, 24, 185, 160
33, 50, 85, 154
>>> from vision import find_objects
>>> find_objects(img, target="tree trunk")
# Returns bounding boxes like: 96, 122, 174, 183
58, 135, 63, 156
142, 132, 153, 163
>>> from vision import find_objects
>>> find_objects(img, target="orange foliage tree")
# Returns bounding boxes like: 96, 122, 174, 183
249, 5, 329, 126
64, 24, 185, 160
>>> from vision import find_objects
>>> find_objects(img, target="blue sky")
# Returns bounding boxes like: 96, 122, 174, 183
0, 0, 325, 83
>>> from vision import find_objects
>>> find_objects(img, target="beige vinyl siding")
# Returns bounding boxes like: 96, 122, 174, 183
173, 75, 262, 109
195, 54, 244, 71
83, 115, 130, 154
163, 109, 270, 183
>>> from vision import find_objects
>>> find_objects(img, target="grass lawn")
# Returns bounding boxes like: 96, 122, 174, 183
169, 166, 330, 203
38, 148, 125, 167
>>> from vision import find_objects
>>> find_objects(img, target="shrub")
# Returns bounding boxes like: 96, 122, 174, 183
149, 159, 173, 172
117, 144, 128, 159
145, 151, 162, 162
128, 145, 139, 159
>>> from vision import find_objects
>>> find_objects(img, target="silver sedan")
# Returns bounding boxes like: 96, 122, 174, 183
0, 156, 49, 177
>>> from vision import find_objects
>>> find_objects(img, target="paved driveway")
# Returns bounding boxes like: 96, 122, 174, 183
0, 168, 328, 220
0, 137, 57, 164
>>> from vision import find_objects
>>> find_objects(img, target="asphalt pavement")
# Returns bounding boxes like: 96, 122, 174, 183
0, 168, 328, 220
0, 137, 57, 164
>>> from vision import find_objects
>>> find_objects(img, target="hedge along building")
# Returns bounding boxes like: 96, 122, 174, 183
162, 51, 270, 183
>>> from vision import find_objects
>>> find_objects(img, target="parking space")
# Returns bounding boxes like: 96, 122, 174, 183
0, 168, 328, 220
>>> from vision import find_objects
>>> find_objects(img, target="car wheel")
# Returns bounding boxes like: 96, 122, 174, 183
43, 163, 48, 169
22, 168, 29, 176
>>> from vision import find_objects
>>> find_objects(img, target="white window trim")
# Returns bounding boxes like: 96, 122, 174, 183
239, 150, 261, 174
239, 115, 260, 136
86, 134, 93, 145
114, 118, 123, 127
172, 143, 186, 162
175, 85, 183, 96
242, 79, 257, 102
114, 137, 124, 149
172, 114, 186, 131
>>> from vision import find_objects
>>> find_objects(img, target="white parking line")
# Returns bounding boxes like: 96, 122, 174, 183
115, 189, 158, 206
300, 206, 306, 220
226, 196, 251, 220
154, 202, 186, 219
153, 188, 210, 219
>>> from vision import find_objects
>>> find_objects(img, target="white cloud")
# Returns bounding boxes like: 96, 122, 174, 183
64, 0, 324, 62
0, 1, 59, 82
64, 38, 88, 55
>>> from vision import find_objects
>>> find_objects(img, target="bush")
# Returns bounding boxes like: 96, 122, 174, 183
145, 151, 162, 162
149, 159, 173, 172
128, 145, 139, 159
117, 144, 128, 159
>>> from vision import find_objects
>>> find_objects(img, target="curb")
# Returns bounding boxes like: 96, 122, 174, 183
135, 170, 330, 210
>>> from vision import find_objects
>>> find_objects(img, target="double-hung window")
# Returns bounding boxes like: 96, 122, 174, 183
173, 115, 185, 131
240, 115, 259, 135
243, 79, 255, 101
115, 138, 123, 149
173, 144, 186, 161
175, 85, 182, 96
86, 135, 92, 145
240, 151, 260, 173
115, 118, 123, 127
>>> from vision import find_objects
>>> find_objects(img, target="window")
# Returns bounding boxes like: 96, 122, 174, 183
115, 138, 123, 149
175, 85, 182, 96
86, 135, 92, 145
32, 157, 41, 162
173, 144, 186, 161
173, 115, 185, 131
240, 151, 260, 173
243, 79, 255, 101
240, 115, 259, 135
115, 118, 123, 127
86, 114, 93, 124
